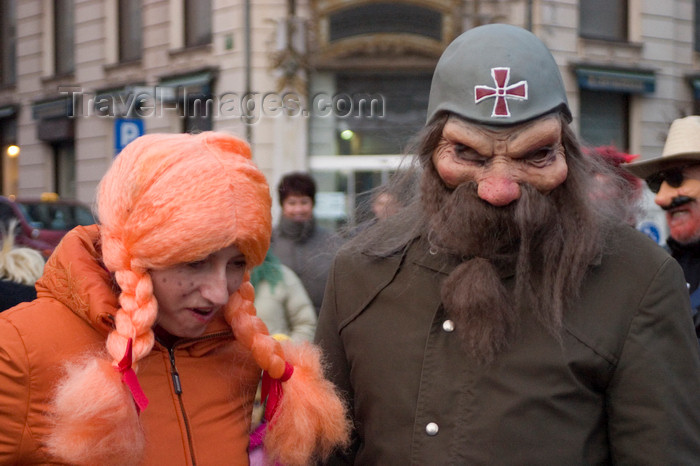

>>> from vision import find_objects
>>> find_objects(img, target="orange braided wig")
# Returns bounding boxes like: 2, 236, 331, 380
46, 132, 349, 465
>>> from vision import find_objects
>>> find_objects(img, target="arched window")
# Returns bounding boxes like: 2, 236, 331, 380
311, 0, 460, 68
328, 2, 442, 42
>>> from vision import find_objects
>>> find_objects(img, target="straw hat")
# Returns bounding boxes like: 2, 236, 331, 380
625, 116, 700, 179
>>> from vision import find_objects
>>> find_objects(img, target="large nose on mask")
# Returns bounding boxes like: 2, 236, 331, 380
477, 175, 521, 206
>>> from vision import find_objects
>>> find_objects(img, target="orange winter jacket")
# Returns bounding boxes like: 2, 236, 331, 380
0, 225, 261, 465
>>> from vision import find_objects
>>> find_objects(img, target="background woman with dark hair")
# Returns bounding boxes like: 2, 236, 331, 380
272, 171, 343, 315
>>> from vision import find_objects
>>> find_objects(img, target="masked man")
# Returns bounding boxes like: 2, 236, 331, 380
626, 115, 700, 343
315, 24, 700, 464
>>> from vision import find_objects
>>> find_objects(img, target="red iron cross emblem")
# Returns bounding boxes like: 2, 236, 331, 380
474, 67, 528, 118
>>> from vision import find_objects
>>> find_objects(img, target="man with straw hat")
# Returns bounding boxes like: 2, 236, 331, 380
626, 115, 700, 342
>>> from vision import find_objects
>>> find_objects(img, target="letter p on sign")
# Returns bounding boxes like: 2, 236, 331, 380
114, 118, 145, 155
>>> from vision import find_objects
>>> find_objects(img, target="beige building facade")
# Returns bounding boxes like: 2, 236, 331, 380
0, 0, 699, 228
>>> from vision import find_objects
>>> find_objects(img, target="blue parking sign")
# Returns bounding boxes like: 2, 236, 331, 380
114, 118, 144, 155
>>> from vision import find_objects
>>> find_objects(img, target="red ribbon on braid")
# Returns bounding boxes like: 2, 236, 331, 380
261, 361, 294, 423
116, 338, 149, 413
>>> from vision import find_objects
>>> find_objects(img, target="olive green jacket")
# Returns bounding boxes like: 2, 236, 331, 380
316, 224, 700, 465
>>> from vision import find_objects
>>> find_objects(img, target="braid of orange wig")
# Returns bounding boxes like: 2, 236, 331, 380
46, 132, 349, 466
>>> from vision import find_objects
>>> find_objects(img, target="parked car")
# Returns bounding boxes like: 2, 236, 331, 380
0, 193, 96, 258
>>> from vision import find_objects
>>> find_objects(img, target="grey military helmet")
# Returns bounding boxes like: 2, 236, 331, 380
427, 23, 572, 126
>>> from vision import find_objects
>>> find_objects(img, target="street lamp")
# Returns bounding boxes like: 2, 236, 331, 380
340, 129, 355, 141
6, 144, 19, 158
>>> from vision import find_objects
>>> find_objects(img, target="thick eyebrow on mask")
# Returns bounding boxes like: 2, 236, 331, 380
517, 143, 562, 163
442, 116, 562, 160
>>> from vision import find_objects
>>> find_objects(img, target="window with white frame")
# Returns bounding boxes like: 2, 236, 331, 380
579, 89, 629, 150
695, 0, 700, 52
54, 0, 74, 76
184, 0, 212, 48
182, 96, 213, 133
118, 0, 142, 62
580, 0, 628, 42
0, 114, 17, 194
332, 73, 431, 156
0, 0, 16, 86
52, 141, 76, 198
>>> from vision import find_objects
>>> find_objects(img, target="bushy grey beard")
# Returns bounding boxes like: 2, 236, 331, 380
424, 171, 603, 364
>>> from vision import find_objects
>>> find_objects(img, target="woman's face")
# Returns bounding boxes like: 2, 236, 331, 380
281, 194, 314, 222
150, 245, 247, 338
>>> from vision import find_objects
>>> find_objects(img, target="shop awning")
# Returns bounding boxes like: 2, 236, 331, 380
574, 66, 655, 94
158, 70, 216, 101
0, 104, 17, 119
32, 97, 73, 119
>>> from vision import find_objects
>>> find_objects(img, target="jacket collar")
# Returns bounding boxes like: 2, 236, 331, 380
153, 322, 233, 355
36, 224, 119, 336
277, 215, 315, 242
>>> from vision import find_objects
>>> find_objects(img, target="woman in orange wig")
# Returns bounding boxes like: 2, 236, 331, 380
0, 132, 350, 465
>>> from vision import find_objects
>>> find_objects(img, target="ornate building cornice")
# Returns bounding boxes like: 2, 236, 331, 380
309, 0, 462, 70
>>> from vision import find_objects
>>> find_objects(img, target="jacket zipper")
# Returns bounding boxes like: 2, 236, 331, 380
168, 347, 196, 466
166, 331, 231, 466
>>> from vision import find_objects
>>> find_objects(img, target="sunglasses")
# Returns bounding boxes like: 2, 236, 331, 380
645, 166, 686, 193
